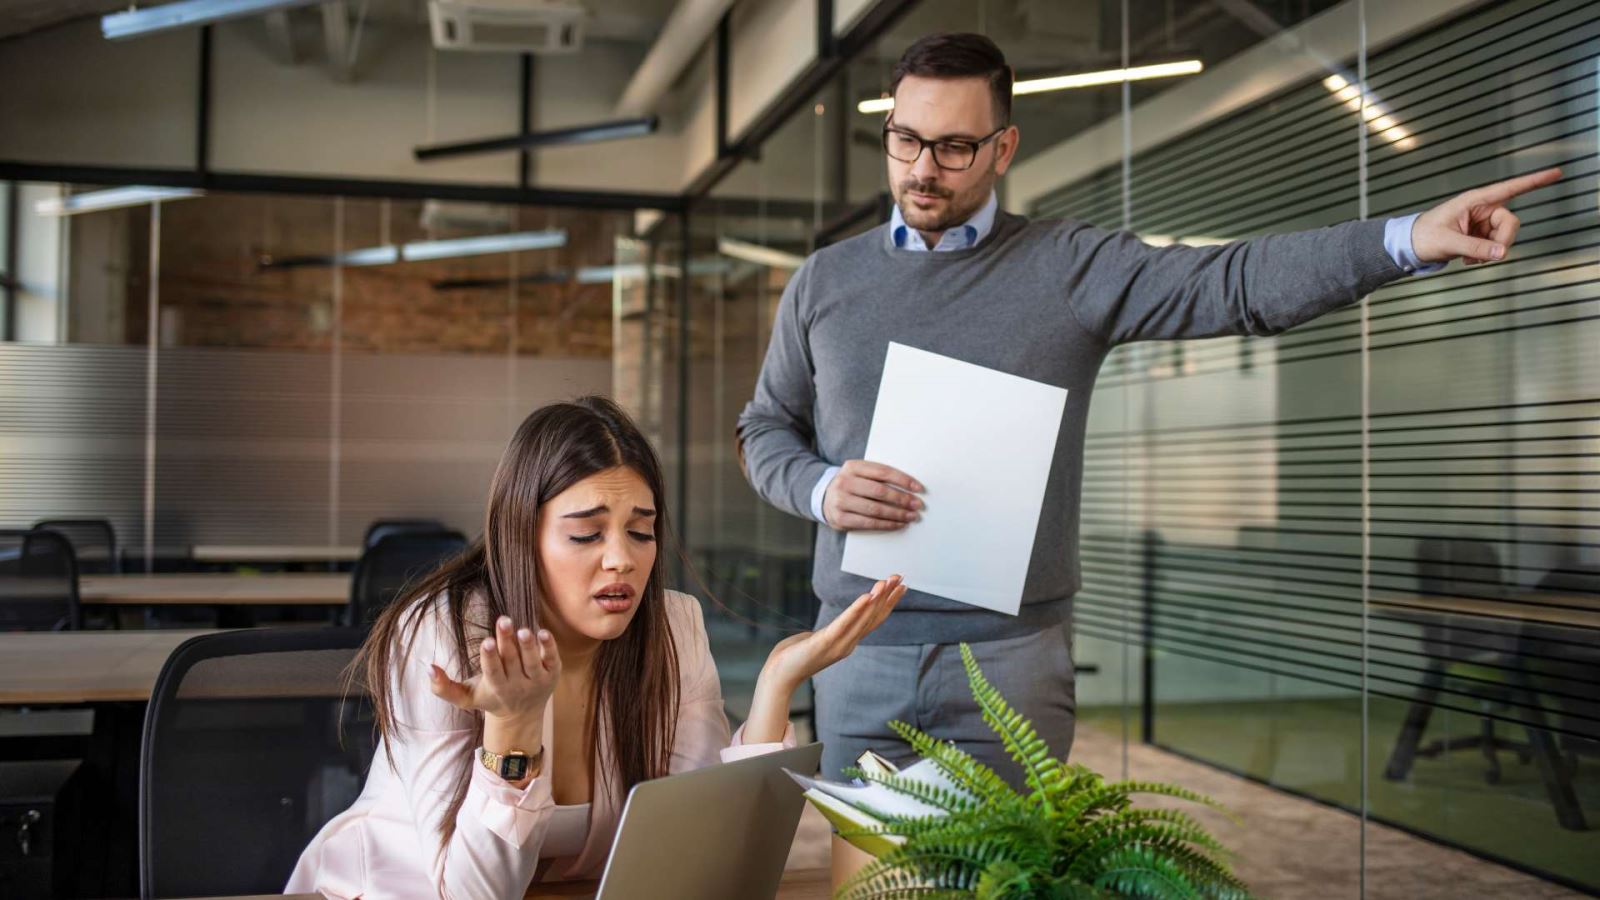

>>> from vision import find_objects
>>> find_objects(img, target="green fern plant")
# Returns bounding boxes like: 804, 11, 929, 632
834, 643, 1253, 900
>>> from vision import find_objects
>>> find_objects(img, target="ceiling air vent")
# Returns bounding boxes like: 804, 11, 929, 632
428, 0, 586, 54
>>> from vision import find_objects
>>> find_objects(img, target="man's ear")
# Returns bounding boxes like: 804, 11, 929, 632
994, 125, 1021, 177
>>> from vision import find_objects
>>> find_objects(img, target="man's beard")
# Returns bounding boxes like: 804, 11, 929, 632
896, 174, 989, 233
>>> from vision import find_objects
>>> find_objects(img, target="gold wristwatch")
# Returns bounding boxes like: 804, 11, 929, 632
480, 745, 542, 781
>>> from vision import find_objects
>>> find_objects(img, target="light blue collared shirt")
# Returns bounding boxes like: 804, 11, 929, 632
807, 204, 1442, 523
889, 190, 999, 252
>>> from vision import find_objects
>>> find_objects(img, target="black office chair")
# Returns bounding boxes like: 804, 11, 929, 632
360, 518, 448, 550
32, 518, 120, 574
138, 627, 375, 900
0, 529, 81, 631
347, 530, 467, 628
1385, 538, 1529, 784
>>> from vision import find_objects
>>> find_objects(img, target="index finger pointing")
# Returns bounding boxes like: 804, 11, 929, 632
854, 460, 925, 494
1467, 167, 1562, 206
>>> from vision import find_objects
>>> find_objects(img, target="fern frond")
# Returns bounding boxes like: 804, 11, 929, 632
959, 643, 1065, 800
887, 719, 1018, 806
1091, 845, 1205, 900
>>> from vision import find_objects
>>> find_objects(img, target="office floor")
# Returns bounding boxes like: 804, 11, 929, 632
1077, 702, 1597, 898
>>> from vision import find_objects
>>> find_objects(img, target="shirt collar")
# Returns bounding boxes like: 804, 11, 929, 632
890, 190, 999, 252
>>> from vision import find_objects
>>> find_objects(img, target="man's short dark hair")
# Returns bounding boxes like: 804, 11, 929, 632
889, 33, 1013, 129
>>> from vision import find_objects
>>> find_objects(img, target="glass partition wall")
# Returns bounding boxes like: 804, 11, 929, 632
0, 186, 627, 573
642, 0, 1598, 893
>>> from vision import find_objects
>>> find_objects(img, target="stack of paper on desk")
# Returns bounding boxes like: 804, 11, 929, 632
783, 750, 975, 857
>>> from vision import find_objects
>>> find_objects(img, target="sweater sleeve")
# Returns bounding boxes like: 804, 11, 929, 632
734, 258, 833, 520
1059, 217, 1408, 346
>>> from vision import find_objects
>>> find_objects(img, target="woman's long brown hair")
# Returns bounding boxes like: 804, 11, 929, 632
358, 395, 681, 847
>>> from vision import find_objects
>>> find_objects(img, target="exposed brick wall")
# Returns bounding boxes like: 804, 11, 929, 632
147, 193, 624, 357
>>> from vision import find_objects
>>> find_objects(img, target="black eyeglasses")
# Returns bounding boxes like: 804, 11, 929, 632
881, 121, 1006, 171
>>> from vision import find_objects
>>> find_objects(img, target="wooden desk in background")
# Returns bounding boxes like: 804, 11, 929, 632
79, 573, 350, 607
1369, 590, 1600, 630
0, 628, 230, 896
0, 629, 221, 704
190, 544, 361, 564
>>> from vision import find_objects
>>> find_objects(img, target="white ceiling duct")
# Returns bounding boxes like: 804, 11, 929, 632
613, 0, 735, 118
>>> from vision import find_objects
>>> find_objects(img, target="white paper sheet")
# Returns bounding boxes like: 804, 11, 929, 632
840, 343, 1068, 615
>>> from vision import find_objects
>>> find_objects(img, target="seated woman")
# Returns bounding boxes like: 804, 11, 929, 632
286, 396, 904, 899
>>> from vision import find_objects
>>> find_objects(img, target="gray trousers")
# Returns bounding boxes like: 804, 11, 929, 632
812, 624, 1077, 790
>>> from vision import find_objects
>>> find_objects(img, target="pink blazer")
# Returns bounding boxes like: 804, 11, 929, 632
285, 590, 796, 899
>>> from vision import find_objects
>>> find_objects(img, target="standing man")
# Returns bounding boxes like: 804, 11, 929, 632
736, 32, 1559, 785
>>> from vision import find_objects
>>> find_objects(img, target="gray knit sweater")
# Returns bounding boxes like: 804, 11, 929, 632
736, 211, 1406, 645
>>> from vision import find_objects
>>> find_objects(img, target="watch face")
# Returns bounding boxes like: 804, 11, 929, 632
501, 754, 529, 780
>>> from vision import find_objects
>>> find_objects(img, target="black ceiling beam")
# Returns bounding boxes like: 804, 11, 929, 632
196, 25, 212, 177
413, 116, 658, 161
519, 53, 533, 190
2, 181, 15, 342
0, 161, 685, 212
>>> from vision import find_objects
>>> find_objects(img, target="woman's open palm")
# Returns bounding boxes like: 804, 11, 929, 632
429, 615, 561, 722
763, 575, 906, 689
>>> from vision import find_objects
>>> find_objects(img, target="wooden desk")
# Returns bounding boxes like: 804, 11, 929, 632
1369, 590, 1600, 630
190, 544, 361, 564
212, 869, 832, 900
80, 573, 350, 607
0, 629, 220, 704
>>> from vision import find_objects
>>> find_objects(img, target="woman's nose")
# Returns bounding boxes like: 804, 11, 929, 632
602, 545, 635, 574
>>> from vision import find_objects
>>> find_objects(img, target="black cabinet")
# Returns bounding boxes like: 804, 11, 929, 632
0, 760, 81, 900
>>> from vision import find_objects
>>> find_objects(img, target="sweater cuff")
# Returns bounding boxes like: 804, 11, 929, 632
470, 752, 554, 847
1346, 217, 1410, 295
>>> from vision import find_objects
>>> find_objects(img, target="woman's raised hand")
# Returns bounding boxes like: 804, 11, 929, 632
761, 575, 907, 693
739, 576, 906, 745
429, 615, 561, 723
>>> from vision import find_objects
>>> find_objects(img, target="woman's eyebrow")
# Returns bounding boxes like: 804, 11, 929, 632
561, 505, 657, 519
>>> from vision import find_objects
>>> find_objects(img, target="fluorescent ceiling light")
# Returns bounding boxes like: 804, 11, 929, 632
415, 117, 659, 161
400, 229, 567, 261
576, 259, 729, 283
856, 60, 1204, 114
34, 186, 203, 216
717, 237, 804, 270
102, 0, 320, 41
261, 230, 565, 269
1014, 60, 1204, 95
1323, 74, 1416, 150
340, 245, 402, 266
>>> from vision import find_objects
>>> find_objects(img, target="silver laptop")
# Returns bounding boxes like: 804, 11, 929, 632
591, 742, 825, 900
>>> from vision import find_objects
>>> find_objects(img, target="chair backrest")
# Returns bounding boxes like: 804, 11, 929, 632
349, 530, 467, 627
1416, 537, 1505, 599
1414, 538, 1518, 658
361, 518, 447, 550
1535, 564, 1600, 595
0, 528, 81, 631
32, 518, 119, 574
139, 627, 375, 900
